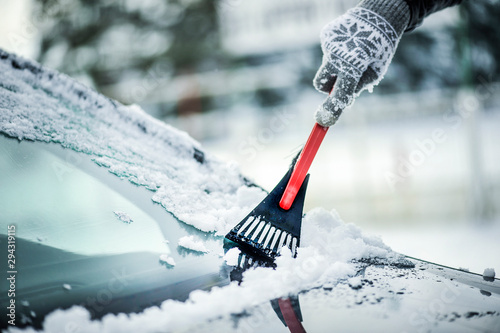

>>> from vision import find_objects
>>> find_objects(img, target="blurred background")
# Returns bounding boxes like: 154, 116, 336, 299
1, 0, 499, 274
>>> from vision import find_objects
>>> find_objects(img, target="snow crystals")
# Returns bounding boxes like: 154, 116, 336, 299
223, 247, 241, 266
177, 236, 209, 253
0, 50, 257, 234
159, 254, 176, 267
0, 50, 459, 333
113, 211, 133, 224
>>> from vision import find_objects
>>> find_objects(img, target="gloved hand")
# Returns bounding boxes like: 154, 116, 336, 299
314, 0, 410, 126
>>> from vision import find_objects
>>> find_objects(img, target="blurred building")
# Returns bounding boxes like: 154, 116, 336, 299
1, 0, 498, 228
144, 0, 357, 136
218, 0, 354, 56
162, 0, 498, 229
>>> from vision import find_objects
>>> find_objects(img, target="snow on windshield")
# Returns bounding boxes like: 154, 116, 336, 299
0, 50, 407, 332
0, 50, 262, 234
8, 208, 408, 333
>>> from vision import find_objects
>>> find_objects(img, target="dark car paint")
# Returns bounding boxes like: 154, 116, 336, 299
202, 258, 500, 332
1, 136, 499, 332
1, 235, 229, 328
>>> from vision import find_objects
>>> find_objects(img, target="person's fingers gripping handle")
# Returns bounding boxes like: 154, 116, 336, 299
312, 0, 410, 127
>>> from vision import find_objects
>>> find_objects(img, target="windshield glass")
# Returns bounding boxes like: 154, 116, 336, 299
0, 135, 170, 256
0, 134, 229, 329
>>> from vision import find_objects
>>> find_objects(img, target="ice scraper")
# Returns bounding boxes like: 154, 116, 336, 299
224, 122, 329, 261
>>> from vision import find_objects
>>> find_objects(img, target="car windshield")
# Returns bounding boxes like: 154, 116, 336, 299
0, 39, 498, 331
0, 135, 170, 256
0, 133, 231, 329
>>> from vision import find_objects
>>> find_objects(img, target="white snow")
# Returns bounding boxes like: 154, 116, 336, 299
235, 185, 267, 209
159, 254, 176, 267
483, 268, 495, 278
0, 50, 261, 234
177, 235, 209, 253
223, 247, 241, 266
5, 208, 408, 333
113, 211, 133, 224
347, 276, 362, 289
0, 50, 413, 332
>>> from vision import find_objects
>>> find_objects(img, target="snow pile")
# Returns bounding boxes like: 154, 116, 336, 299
0, 50, 261, 233
223, 247, 241, 266
159, 254, 176, 267
347, 276, 363, 289
0, 50, 404, 332
7, 208, 403, 333
483, 268, 495, 279
177, 236, 209, 253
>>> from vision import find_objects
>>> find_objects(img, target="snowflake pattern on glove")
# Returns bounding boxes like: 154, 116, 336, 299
320, 7, 399, 82
314, 7, 404, 127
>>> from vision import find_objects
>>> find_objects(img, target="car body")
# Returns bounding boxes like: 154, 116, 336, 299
1, 50, 499, 332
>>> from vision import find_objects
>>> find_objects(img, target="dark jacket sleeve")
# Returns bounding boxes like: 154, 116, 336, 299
404, 0, 463, 31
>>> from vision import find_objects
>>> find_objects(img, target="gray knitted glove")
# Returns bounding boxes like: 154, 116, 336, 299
314, 0, 410, 126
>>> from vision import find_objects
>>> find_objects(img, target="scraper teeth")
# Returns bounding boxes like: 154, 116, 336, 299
228, 204, 301, 260
262, 226, 275, 249
291, 237, 298, 256
257, 223, 271, 244
239, 253, 246, 267
269, 229, 282, 252
237, 217, 255, 235
279, 232, 295, 254
243, 218, 260, 237
276, 232, 288, 254
251, 221, 266, 241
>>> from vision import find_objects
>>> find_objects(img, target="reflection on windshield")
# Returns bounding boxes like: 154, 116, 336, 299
224, 242, 307, 333
0, 136, 169, 256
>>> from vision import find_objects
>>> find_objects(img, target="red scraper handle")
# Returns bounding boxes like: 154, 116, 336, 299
279, 122, 329, 210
